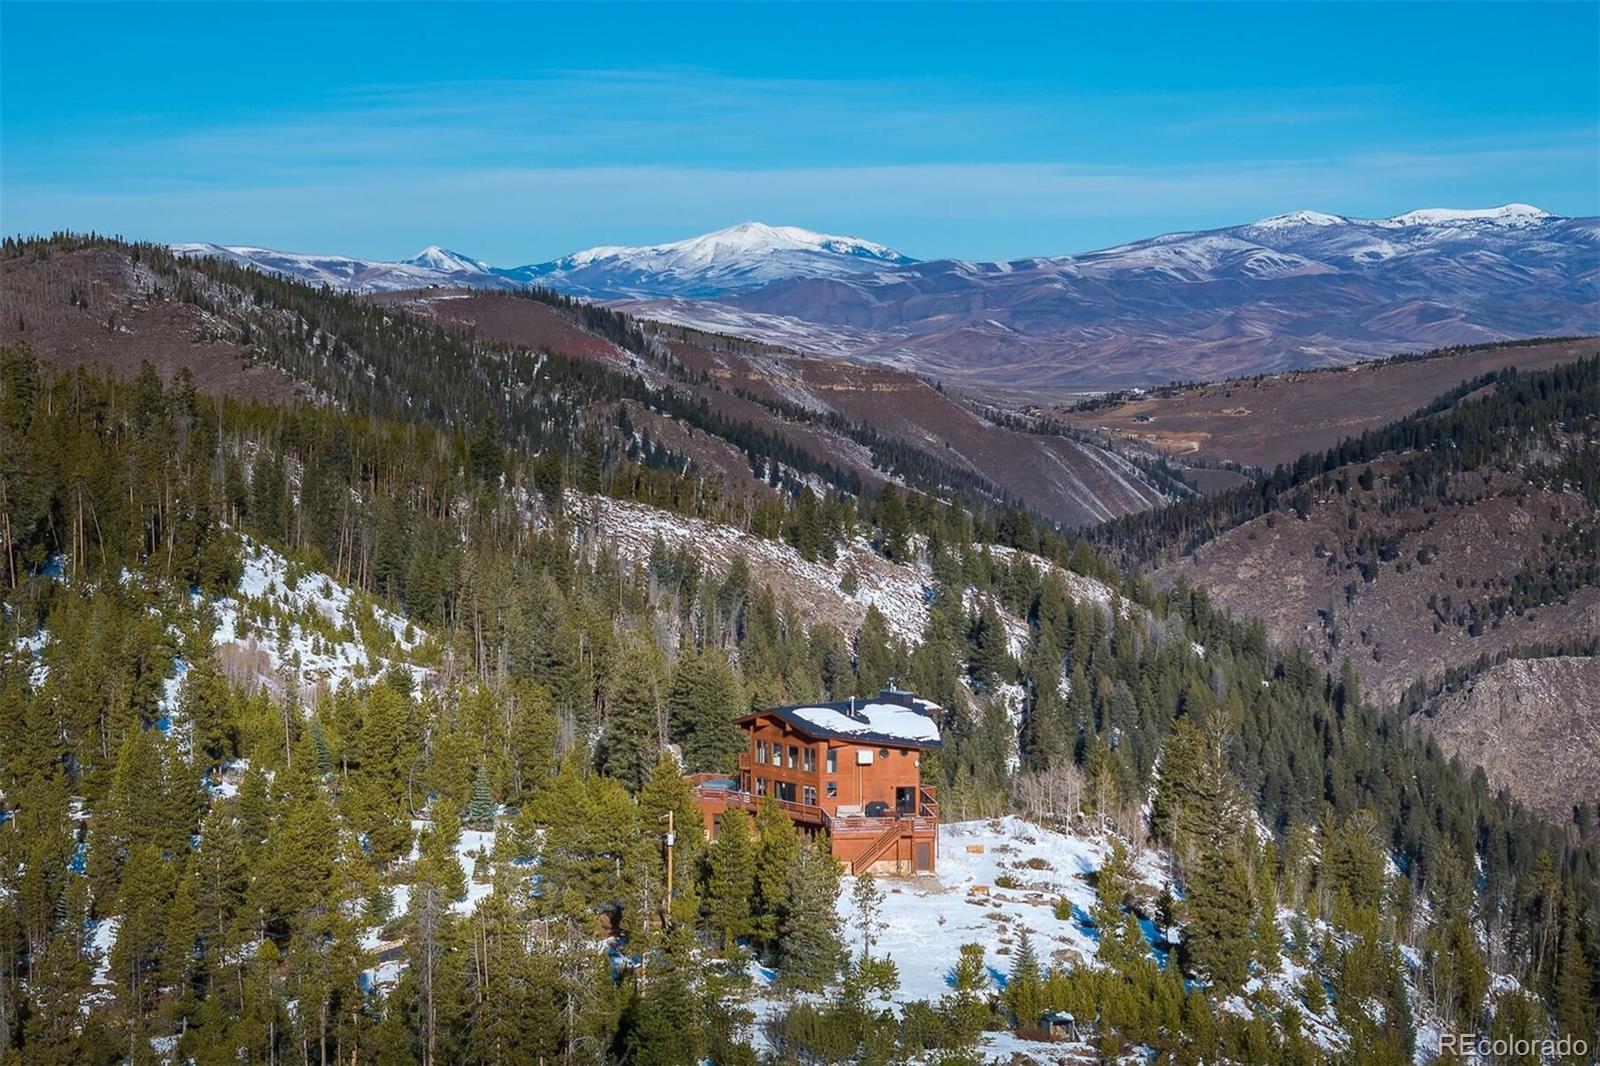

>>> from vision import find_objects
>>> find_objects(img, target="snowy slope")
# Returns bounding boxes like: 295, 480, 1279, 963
207, 536, 432, 698
507, 221, 914, 298
401, 245, 493, 274
566, 493, 1126, 647
171, 242, 517, 293
170, 222, 910, 298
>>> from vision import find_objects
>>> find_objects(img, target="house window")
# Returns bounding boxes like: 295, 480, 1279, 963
803, 786, 817, 806
826, 781, 838, 798
756, 741, 768, 764
879, 748, 890, 760
755, 777, 766, 797
826, 748, 837, 773
803, 748, 817, 772
787, 745, 799, 769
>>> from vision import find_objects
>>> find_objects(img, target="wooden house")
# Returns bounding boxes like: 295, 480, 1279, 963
691, 689, 941, 875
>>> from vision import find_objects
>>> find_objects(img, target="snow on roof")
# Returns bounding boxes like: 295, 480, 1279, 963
779, 698, 941, 746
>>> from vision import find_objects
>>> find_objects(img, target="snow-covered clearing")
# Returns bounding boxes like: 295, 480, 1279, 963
836, 817, 1166, 1004
208, 536, 431, 699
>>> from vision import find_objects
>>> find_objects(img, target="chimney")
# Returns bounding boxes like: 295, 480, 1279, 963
878, 685, 913, 708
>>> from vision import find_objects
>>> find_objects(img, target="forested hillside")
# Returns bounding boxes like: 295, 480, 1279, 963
1, 349, 1595, 1063
1, 234, 1175, 530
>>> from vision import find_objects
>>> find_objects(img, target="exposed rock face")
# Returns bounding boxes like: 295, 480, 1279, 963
1417, 657, 1600, 822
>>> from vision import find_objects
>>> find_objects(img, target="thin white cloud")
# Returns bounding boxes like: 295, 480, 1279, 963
9, 137, 1594, 263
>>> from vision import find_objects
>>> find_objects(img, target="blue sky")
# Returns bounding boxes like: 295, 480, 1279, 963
3, 2, 1596, 263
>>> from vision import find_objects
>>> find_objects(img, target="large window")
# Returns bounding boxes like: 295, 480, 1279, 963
756, 740, 768, 764
802, 747, 817, 772
826, 781, 838, 798
826, 748, 838, 773
803, 786, 817, 807
787, 744, 799, 769
755, 777, 766, 797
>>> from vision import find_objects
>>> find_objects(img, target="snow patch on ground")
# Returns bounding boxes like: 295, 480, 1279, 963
88, 916, 119, 988
207, 536, 430, 699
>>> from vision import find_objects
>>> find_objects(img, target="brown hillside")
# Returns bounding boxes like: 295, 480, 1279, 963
1052, 338, 1597, 469
1158, 460, 1600, 704
1416, 657, 1600, 822
370, 289, 1170, 527
0, 246, 302, 401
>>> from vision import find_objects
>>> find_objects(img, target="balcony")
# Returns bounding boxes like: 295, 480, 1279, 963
691, 779, 938, 836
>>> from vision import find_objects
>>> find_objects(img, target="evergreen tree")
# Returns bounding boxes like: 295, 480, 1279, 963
876, 486, 910, 563
753, 798, 801, 949
599, 640, 664, 792
1553, 901, 1597, 1060
465, 764, 496, 831
1186, 842, 1255, 995
1004, 929, 1043, 1030
777, 842, 843, 992
705, 808, 756, 955
854, 607, 895, 696
667, 649, 745, 773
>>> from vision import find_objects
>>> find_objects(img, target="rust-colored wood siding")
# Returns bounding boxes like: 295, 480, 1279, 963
742, 713, 926, 817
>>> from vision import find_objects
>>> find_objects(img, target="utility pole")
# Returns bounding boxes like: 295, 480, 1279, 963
664, 810, 675, 925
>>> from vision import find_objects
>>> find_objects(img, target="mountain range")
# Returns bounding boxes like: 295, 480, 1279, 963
175, 205, 1598, 390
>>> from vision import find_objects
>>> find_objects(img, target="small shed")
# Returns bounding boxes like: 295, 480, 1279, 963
1039, 1010, 1079, 1040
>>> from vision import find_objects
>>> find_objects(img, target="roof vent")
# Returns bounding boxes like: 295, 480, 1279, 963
878, 686, 914, 708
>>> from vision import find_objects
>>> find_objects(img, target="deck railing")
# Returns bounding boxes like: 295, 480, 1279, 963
694, 782, 936, 836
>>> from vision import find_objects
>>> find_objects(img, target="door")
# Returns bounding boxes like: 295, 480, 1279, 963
895, 786, 915, 815
915, 842, 932, 872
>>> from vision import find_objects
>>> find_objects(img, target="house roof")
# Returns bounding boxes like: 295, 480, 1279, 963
739, 690, 942, 749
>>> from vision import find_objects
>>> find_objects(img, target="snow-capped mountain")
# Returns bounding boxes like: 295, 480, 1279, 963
402, 245, 494, 275
504, 221, 913, 298
171, 242, 516, 292
172, 205, 1596, 387
632, 204, 1598, 388
171, 223, 909, 297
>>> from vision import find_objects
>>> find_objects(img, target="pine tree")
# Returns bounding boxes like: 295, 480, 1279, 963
851, 872, 887, 964
419, 799, 469, 904
854, 607, 895, 696
466, 764, 496, 831
1553, 901, 1597, 1060
637, 754, 705, 927
1185, 841, 1255, 995
706, 808, 756, 955
1005, 929, 1043, 1030
1253, 839, 1282, 973
876, 486, 910, 563
776, 842, 842, 992
668, 649, 746, 772
945, 942, 992, 1046
1094, 840, 1143, 974
599, 640, 664, 792
753, 798, 801, 948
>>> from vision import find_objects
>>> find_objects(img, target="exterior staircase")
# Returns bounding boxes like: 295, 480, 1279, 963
850, 820, 907, 874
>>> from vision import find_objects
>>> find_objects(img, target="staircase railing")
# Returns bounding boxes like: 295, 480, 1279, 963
850, 821, 906, 874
